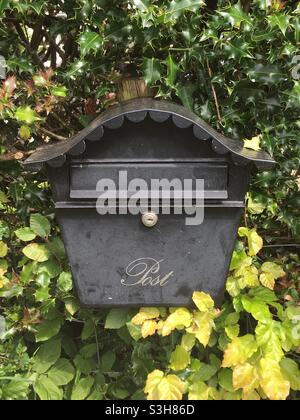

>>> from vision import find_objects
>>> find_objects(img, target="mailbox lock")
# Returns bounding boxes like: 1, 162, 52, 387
141, 212, 158, 228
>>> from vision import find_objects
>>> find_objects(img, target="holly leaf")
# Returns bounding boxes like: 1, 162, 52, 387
78, 31, 102, 57
57, 271, 73, 293
165, 0, 205, 21
142, 58, 162, 85
268, 13, 291, 35
15, 106, 41, 124
166, 54, 179, 87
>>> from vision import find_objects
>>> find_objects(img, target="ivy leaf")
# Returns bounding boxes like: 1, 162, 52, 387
222, 335, 258, 368
105, 308, 130, 329
268, 13, 291, 35
232, 363, 260, 398
15, 106, 41, 124
238, 228, 263, 256
188, 381, 210, 400
71, 377, 94, 400
192, 291, 214, 312
131, 307, 160, 325
142, 58, 162, 86
30, 213, 51, 238
141, 320, 157, 338
22, 243, 50, 262
34, 375, 63, 401
280, 357, 300, 391
244, 135, 261, 151
161, 308, 192, 336
145, 370, 184, 400
181, 333, 196, 351
78, 31, 102, 57
187, 311, 215, 347
33, 339, 62, 374
47, 358, 75, 386
241, 295, 272, 322
259, 358, 290, 400
0, 241, 8, 257
255, 321, 284, 362
169, 345, 190, 371
15, 227, 36, 242
57, 271, 73, 293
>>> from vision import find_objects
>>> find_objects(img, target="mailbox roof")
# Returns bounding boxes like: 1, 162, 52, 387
24, 98, 275, 171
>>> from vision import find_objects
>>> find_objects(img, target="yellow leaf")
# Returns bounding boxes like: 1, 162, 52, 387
131, 307, 160, 325
238, 228, 263, 256
141, 320, 157, 338
181, 333, 196, 351
154, 375, 185, 400
161, 308, 192, 336
222, 335, 258, 368
232, 363, 260, 397
144, 369, 164, 399
236, 265, 259, 289
226, 276, 241, 297
259, 272, 275, 290
187, 311, 215, 347
0, 241, 8, 258
0, 275, 9, 289
261, 262, 285, 279
188, 382, 210, 400
244, 135, 261, 151
259, 358, 290, 400
169, 345, 190, 371
145, 370, 185, 400
192, 291, 214, 312
248, 230, 263, 256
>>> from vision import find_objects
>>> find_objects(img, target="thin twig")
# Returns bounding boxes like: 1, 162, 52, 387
39, 127, 68, 141
206, 58, 222, 124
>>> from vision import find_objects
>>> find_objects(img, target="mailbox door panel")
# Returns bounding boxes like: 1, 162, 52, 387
56, 208, 242, 307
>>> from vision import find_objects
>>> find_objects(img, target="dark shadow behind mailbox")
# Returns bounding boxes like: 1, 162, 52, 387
24, 99, 275, 307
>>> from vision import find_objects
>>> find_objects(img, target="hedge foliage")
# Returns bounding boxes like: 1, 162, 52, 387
0, 0, 299, 400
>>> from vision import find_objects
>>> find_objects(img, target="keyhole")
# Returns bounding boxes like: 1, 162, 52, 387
141, 212, 158, 228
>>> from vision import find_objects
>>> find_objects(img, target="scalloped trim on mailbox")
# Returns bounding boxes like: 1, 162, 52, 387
23, 98, 275, 171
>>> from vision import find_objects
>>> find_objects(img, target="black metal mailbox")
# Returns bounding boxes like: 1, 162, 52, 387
24, 99, 275, 307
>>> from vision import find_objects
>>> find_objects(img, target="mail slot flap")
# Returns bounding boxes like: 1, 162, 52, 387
70, 160, 228, 200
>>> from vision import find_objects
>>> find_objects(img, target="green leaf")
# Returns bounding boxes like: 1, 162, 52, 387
165, 0, 205, 21
188, 381, 210, 400
222, 335, 258, 367
22, 243, 50, 262
47, 359, 75, 386
219, 3, 252, 28
78, 31, 102, 57
51, 86, 68, 97
166, 54, 179, 88
126, 321, 142, 341
15, 227, 36, 242
132, 0, 149, 11
169, 345, 190, 371
33, 339, 62, 374
35, 318, 62, 342
218, 368, 235, 393
15, 106, 41, 124
30, 213, 51, 238
255, 321, 284, 362
280, 357, 300, 391
71, 377, 94, 400
101, 351, 116, 371
57, 271, 73, 292
34, 375, 63, 400
105, 308, 130, 329
241, 295, 272, 322
142, 58, 162, 86
176, 83, 195, 111
248, 64, 285, 85
268, 13, 291, 36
